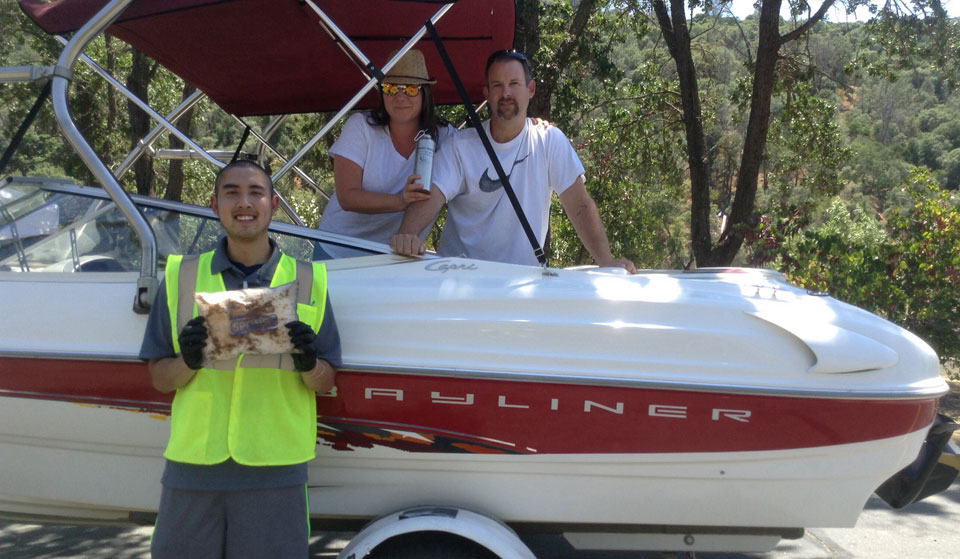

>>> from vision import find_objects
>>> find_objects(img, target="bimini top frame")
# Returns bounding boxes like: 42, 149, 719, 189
3, 0, 515, 311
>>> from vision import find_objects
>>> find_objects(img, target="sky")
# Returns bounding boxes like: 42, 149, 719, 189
725, 0, 960, 21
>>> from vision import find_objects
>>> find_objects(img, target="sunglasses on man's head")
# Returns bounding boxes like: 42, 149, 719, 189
485, 50, 531, 76
487, 50, 528, 65
381, 83, 422, 97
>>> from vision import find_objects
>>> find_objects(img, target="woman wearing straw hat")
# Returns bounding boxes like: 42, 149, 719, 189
316, 49, 454, 254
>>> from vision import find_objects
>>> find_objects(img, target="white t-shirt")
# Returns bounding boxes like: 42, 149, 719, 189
433, 118, 585, 266
318, 112, 454, 248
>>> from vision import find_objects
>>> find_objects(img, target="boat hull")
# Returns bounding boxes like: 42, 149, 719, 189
0, 215, 948, 531
0, 356, 938, 529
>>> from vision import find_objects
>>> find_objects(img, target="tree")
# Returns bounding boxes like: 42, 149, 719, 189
164, 83, 198, 202
858, 0, 960, 88
125, 49, 159, 196
940, 147, 960, 190
649, 0, 960, 267
515, 0, 604, 120
651, 0, 839, 267
0, 5, 90, 180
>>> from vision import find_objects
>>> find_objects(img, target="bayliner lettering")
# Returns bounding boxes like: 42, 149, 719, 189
425, 261, 479, 273
363, 388, 751, 422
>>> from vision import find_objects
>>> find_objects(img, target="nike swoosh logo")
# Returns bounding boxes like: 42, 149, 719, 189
479, 169, 503, 192
477, 154, 530, 193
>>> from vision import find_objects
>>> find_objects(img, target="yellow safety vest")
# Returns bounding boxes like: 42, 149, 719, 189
162, 251, 326, 466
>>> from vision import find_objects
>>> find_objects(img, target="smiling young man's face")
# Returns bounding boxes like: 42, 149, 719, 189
210, 165, 278, 242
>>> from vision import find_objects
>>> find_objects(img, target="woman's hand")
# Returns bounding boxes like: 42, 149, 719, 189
399, 173, 431, 208
531, 117, 552, 131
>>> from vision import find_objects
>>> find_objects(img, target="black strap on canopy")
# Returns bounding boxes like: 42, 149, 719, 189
0, 81, 52, 176
425, 20, 547, 267
230, 124, 252, 163
367, 62, 385, 84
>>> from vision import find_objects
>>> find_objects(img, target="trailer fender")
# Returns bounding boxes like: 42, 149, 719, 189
337, 506, 536, 559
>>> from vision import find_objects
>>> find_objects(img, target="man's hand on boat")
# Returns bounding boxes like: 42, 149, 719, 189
598, 257, 637, 274
388, 235, 638, 273
390, 233, 426, 257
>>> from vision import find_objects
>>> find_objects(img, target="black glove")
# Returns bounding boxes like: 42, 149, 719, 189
286, 320, 318, 372
178, 316, 208, 370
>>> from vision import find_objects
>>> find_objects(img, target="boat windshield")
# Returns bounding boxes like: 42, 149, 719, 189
0, 178, 383, 273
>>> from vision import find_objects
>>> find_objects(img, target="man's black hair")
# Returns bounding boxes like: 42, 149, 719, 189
214, 160, 274, 195
484, 50, 533, 84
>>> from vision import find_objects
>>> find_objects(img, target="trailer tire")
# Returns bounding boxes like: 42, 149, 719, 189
367, 531, 500, 559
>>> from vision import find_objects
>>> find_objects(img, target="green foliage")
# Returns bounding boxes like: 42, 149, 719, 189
844, 138, 913, 199
855, 0, 960, 87
940, 147, 960, 190
0, 5, 81, 180
747, 170, 960, 364
530, 1, 688, 268
549, 64, 688, 268
763, 82, 852, 215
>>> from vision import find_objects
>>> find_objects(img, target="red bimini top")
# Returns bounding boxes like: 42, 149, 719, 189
21, 0, 515, 116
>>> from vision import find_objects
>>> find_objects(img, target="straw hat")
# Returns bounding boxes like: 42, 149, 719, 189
384, 49, 436, 85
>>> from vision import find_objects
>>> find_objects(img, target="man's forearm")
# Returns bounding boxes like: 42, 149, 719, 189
397, 188, 445, 235
300, 359, 336, 394
560, 184, 615, 264
391, 188, 446, 255
148, 356, 197, 394
560, 181, 637, 273
574, 207, 615, 264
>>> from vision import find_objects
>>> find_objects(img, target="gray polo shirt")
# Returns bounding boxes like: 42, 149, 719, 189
139, 237, 342, 490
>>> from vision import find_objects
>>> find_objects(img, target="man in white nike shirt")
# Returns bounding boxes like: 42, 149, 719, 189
390, 49, 636, 272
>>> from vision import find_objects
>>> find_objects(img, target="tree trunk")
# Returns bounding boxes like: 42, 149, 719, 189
513, 0, 540, 64
126, 50, 156, 196
710, 0, 783, 265
514, 0, 543, 115
102, 36, 117, 165
652, 0, 712, 266
165, 83, 198, 202
516, 0, 601, 120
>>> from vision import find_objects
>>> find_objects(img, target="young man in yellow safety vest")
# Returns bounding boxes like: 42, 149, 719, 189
139, 160, 340, 559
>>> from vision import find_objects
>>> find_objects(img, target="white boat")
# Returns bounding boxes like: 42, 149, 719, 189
1, 0, 957, 555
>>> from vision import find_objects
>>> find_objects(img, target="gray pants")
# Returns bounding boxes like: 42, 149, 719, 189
151, 485, 309, 559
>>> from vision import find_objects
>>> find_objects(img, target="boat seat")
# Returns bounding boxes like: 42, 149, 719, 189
77, 256, 125, 272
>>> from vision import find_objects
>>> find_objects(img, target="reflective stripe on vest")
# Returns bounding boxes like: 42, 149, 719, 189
163, 251, 326, 466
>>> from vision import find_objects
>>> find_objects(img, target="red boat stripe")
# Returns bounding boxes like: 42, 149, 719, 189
0, 357, 938, 454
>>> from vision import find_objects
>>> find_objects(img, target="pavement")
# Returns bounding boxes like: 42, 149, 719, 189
1, 481, 957, 558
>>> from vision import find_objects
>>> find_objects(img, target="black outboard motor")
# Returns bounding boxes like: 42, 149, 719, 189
875, 413, 960, 508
